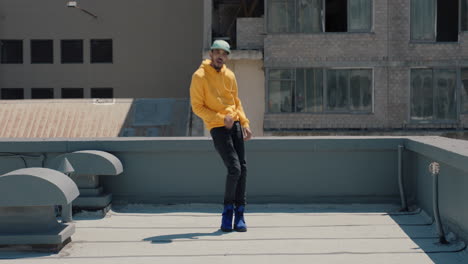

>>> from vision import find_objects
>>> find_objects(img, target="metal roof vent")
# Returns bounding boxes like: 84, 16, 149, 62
93, 98, 115, 105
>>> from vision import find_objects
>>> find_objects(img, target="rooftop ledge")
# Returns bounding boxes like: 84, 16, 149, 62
1, 136, 468, 175
0, 135, 465, 154
1, 136, 468, 247
0, 136, 407, 153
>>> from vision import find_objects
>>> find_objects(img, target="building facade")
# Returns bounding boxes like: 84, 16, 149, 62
208, 0, 468, 135
3, 0, 468, 136
0, 0, 203, 99
261, 0, 468, 132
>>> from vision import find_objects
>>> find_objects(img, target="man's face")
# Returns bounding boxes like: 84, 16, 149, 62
209, 49, 228, 70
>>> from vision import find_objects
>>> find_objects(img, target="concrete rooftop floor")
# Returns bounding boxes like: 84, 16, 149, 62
0, 204, 467, 264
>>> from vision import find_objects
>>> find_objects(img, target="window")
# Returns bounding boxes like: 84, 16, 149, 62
297, 0, 323, 33
462, 0, 468, 31
326, 69, 372, 112
461, 68, 468, 113
296, 69, 323, 112
349, 69, 373, 111
348, 0, 373, 32
61, 88, 84, 98
1, 88, 24, 99
91, 39, 113, 63
268, 69, 295, 112
1, 40, 23, 64
91, 88, 113, 98
31, 40, 53, 64
410, 68, 457, 122
325, 0, 347, 32
61, 40, 83, 63
267, 68, 372, 113
411, 0, 459, 42
268, 0, 295, 33
267, 0, 372, 33
32, 88, 54, 99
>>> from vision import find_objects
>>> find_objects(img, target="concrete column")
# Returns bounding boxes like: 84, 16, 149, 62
203, 0, 212, 50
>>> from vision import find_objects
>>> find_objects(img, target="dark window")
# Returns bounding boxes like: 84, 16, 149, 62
61, 40, 83, 63
61, 88, 84, 98
1, 40, 23, 64
436, 0, 459, 42
267, 0, 371, 33
325, 0, 347, 32
91, 39, 113, 63
1, 88, 24, 99
212, 0, 264, 49
31, 40, 53, 64
32, 88, 54, 99
91, 88, 113, 98
411, 0, 459, 42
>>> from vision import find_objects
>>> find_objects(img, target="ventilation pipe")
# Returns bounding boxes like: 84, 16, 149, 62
398, 145, 408, 211
429, 162, 448, 244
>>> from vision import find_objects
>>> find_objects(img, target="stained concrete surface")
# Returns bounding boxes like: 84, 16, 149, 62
0, 204, 467, 264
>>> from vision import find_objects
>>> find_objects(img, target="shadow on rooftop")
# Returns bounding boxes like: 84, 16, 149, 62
389, 211, 467, 264
110, 203, 403, 215
143, 230, 227, 244
0, 245, 57, 260
117, 98, 193, 137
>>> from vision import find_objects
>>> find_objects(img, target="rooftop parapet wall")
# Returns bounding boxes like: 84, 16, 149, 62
0, 137, 404, 204
1, 136, 468, 244
403, 137, 468, 243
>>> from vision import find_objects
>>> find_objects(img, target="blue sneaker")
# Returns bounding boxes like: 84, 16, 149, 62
234, 205, 247, 232
220, 204, 234, 232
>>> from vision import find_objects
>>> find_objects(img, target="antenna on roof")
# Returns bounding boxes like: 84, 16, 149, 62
66, 1, 98, 19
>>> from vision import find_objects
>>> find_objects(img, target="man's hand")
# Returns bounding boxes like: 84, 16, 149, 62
224, 115, 234, 129
242, 127, 252, 141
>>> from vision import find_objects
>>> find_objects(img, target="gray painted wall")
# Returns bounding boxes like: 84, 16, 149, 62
404, 137, 468, 242
103, 138, 401, 203
405, 152, 468, 239
0, 137, 403, 204
0, 0, 203, 98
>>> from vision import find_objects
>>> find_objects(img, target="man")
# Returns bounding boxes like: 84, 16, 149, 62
190, 40, 252, 232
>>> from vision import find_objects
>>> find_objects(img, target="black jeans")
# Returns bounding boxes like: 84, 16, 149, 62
210, 121, 247, 206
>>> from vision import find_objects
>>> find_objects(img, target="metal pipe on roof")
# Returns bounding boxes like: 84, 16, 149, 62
398, 145, 408, 211
429, 162, 448, 244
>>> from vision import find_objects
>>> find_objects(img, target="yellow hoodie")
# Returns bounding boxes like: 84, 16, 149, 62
190, 59, 250, 131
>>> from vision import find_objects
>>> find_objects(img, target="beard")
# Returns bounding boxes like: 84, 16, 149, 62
211, 61, 223, 71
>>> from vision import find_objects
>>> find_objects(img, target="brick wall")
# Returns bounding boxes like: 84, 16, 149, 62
237, 17, 264, 50
263, 0, 468, 131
